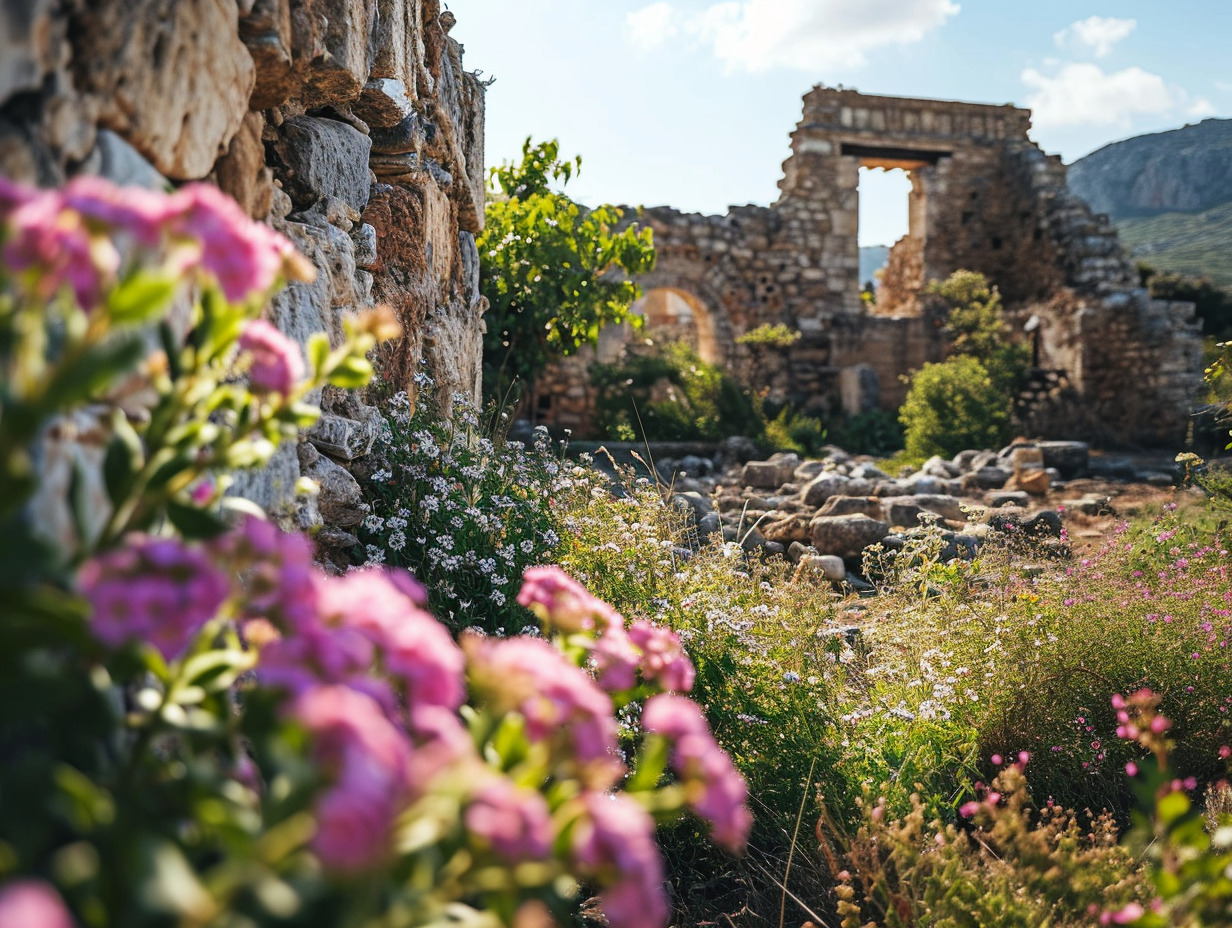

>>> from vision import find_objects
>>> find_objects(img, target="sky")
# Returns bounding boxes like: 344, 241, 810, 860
451, 1, 1231, 246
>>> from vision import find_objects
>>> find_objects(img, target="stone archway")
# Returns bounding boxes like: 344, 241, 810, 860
626, 286, 722, 365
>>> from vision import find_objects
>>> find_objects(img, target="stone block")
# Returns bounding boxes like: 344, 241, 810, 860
802, 473, 849, 508
73, 0, 255, 179
809, 514, 889, 559
798, 554, 847, 583
271, 116, 373, 212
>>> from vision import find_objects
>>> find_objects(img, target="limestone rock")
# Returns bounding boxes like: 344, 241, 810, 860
761, 514, 812, 545
1038, 441, 1089, 478
802, 473, 848, 508
816, 496, 886, 520
1016, 469, 1051, 496
809, 514, 889, 559
303, 451, 365, 527
741, 456, 796, 489
214, 112, 272, 219
73, 0, 255, 179
308, 411, 382, 461
271, 116, 373, 212
797, 554, 847, 583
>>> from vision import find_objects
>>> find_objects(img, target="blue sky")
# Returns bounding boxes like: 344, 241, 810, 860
453, 1, 1231, 245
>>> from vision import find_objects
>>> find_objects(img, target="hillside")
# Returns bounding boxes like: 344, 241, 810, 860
1067, 118, 1232, 219
1067, 118, 1232, 286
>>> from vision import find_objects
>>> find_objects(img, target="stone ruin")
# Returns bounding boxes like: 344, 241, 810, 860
2, 0, 489, 551
538, 87, 1205, 447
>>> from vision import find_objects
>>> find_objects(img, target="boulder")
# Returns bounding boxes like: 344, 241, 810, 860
809, 514, 890, 559
802, 473, 849, 508
1016, 469, 1051, 496
303, 452, 365, 527
761, 514, 813, 545
884, 494, 967, 524
974, 466, 1011, 489
816, 496, 886, 520
990, 490, 1029, 508
308, 410, 382, 461
741, 457, 796, 489
1038, 441, 1089, 478
798, 554, 847, 583
716, 435, 762, 470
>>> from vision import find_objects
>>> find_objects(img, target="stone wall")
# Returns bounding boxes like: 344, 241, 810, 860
3, 0, 487, 545
539, 87, 1202, 447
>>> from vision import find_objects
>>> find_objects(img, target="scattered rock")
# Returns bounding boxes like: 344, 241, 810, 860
797, 554, 847, 583
809, 514, 890, 559
802, 473, 849, 508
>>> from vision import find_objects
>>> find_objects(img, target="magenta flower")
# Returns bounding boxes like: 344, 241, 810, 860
628, 620, 696, 692
0, 880, 75, 928
466, 634, 622, 787
0, 177, 37, 216
591, 623, 641, 692
61, 175, 172, 247
289, 685, 414, 872
517, 565, 621, 632
465, 776, 554, 861
3, 191, 114, 309
166, 183, 301, 302
315, 568, 466, 714
79, 536, 230, 661
237, 319, 305, 396
573, 791, 668, 928
642, 694, 752, 852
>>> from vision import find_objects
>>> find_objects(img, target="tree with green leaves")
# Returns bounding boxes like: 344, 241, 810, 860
478, 138, 656, 402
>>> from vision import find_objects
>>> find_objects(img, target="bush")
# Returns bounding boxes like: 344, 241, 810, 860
358, 385, 562, 634
591, 341, 764, 442
764, 404, 827, 456
899, 355, 1012, 459
831, 408, 904, 456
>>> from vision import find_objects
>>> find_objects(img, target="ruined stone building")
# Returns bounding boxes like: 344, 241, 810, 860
3, 0, 489, 545
540, 87, 1204, 447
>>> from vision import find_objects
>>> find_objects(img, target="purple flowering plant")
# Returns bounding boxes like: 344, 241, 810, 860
0, 177, 749, 928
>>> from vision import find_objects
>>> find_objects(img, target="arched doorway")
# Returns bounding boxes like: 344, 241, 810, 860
612, 286, 722, 365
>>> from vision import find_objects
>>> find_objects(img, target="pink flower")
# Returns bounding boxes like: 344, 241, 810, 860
1109, 902, 1144, 924
1125, 761, 1139, 776
61, 175, 171, 246
289, 685, 414, 872
3, 192, 114, 309
237, 319, 305, 396
465, 777, 554, 861
959, 801, 980, 818
517, 566, 620, 632
316, 568, 466, 714
166, 183, 303, 302
628, 620, 695, 692
642, 694, 752, 852
80, 536, 230, 660
591, 623, 641, 691
0, 177, 37, 216
465, 634, 622, 787
572, 792, 668, 928
0, 880, 75, 928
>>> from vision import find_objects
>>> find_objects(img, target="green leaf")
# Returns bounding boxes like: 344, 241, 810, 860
1157, 789, 1191, 826
326, 355, 373, 389
43, 333, 145, 412
166, 501, 230, 540
306, 332, 330, 376
105, 270, 179, 325
103, 412, 144, 506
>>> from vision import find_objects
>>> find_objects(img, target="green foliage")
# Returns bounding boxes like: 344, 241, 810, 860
479, 138, 656, 400
736, 322, 801, 348
825, 765, 1150, 928
927, 269, 1030, 393
357, 385, 562, 634
1139, 266, 1232, 338
899, 355, 1012, 459
764, 404, 827, 456
830, 408, 904, 457
1117, 201, 1232, 291
591, 341, 764, 442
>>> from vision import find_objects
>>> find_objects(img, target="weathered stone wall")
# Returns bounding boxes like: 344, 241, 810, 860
540, 86, 1202, 446
2, 0, 487, 543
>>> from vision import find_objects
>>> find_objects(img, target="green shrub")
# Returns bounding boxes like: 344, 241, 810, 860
358, 384, 562, 634
591, 341, 764, 441
736, 322, 801, 348
764, 404, 827, 455
928, 269, 1030, 394
899, 355, 1012, 459
831, 408, 904, 456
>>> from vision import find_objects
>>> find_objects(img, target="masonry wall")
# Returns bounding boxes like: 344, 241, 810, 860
540, 86, 1203, 446
2, 0, 487, 551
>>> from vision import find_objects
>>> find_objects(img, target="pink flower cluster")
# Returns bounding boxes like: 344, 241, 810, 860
237, 319, 305, 396
79, 536, 230, 660
0, 880, 75, 928
517, 564, 620, 632
516, 567, 696, 694
642, 694, 752, 852
572, 792, 668, 928
465, 777, 553, 862
465, 634, 622, 788
0, 175, 308, 310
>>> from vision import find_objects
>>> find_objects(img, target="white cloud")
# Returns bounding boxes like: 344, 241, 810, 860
1217, 80, 1232, 94
625, 3, 679, 52
1022, 63, 1206, 128
1054, 16, 1136, 58
624, 0, 960, 73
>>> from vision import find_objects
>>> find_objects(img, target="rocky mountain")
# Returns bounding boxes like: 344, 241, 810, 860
1068, 118, 1232, 219
1067, 118, 1232, 286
